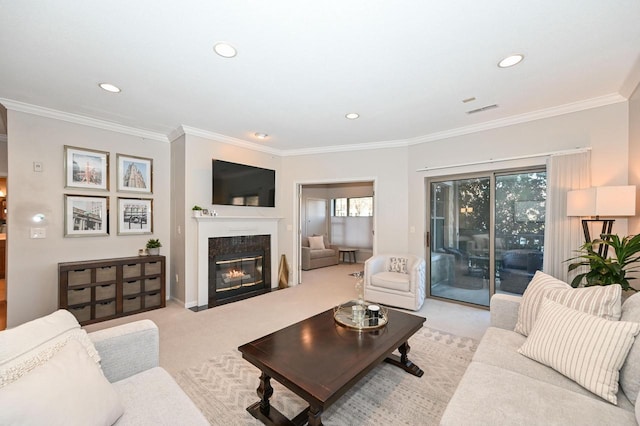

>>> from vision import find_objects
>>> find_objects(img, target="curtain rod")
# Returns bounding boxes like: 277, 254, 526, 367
416, 147, 591, 172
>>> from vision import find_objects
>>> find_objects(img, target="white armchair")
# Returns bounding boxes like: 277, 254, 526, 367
364, 254, 426, 311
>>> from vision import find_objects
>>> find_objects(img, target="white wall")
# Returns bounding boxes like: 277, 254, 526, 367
0, 139, 7, 176
176, 134, 282, 307
408, 102, 631, 258
629, 83, 640, 234
280, 147, 408, 284
6, 111, 171, 327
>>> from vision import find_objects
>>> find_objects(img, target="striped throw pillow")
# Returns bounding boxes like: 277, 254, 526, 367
519, 298, 640, 404
514, 271, 622, 336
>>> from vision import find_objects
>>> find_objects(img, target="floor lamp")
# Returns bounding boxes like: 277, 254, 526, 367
566, 186, 636, 257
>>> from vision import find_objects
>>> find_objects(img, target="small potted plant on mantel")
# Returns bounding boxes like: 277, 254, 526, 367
146, 239, 162, 256
192, 205, 203, 217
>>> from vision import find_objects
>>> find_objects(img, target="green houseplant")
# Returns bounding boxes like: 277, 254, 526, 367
192, 205, 203, 217
146, 238, 162, 256
567, 234, 640, 292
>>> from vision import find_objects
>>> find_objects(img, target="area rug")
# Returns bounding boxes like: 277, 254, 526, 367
175, 326, 477, 425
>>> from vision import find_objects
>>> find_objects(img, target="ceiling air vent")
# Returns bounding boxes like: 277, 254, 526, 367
466, 104, 498, 114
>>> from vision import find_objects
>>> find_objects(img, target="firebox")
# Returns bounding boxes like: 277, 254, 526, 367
208, 235, 271, 307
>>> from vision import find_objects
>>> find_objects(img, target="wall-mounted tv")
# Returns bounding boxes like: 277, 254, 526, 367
212, 159, 275, 207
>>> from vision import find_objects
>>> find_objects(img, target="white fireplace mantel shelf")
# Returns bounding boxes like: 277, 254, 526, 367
194, 215, 283, 221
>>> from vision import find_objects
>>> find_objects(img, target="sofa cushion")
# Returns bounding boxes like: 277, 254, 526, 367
387, 257, 408, 273
113, 367, 208, 425
370, 271, 410, 292
0, 339, 124, 426
514, 271, 622, 336
620, 292, 640, 404
0, 309, 101, 387
309, 248, 335, 259
441, 361, 638, 426
308, 235, 325, 250
519, 299, 640, 404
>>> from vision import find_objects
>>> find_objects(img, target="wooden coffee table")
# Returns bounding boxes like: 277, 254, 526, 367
238, 305, 426, 425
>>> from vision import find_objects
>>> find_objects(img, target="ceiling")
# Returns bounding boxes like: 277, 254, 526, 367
1, 1, 640, 153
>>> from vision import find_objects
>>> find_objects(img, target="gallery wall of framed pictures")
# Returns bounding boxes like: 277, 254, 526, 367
63, 145, 154, 237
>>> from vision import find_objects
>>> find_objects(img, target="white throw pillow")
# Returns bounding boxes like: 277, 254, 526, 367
388, 257, 408, 274
0, 340, 124, 425
514, 271, 622, 336
308, 235, 325, 250
0, 309, 101, 387
518, 298, 640, 405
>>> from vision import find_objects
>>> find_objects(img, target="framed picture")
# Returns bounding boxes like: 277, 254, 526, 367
118, 197, 153, 235
64, 195, 109, 237
64, 146, 109, 190
117, 154, 152, 193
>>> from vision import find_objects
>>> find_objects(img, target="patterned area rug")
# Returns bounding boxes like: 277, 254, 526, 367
176, 326, 477, 426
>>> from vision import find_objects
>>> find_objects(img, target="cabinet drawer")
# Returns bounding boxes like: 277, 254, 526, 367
145, 261, 162, 276
123, 296, 141, 313
123, 263, 141, 279
123, 280, 141, 296
145, 277, 162, 292
145, 292, 162, 308
95, 301, 116, 318
95, 284, 116, 300
96, 266, 116, 282
67, 287, 91, 305
68, 305, 91, 323
68, 269, 91, 286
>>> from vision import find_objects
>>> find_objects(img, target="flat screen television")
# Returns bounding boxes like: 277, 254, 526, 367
212, 159, 275, 207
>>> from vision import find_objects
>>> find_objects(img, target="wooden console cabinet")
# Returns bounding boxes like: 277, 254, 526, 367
59, 255, 166, 325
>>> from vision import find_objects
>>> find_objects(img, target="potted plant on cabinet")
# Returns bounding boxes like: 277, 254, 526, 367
146, 238, 162, 256
567, 234, 640, 293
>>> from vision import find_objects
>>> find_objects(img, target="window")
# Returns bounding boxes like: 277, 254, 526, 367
332, 197, 373, 217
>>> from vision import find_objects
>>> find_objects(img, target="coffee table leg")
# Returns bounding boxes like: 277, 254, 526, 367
308, 406, 323, 426
384, 341, 424, 377
257, 372, 273, 415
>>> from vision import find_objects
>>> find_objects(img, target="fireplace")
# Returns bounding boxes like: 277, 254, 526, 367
208, 235, 271, 307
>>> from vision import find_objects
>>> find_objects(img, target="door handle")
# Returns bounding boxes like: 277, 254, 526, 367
426, 231, 430, 248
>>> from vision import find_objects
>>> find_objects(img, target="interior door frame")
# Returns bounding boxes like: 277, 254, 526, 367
293, 177, 377, 286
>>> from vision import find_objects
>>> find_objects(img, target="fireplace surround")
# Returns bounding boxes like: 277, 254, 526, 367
208, 235, 271, 307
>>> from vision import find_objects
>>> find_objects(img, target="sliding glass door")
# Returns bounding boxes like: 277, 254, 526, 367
427, 169, 546, 307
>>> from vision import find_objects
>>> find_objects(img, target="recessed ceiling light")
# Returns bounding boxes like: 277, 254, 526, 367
98, 83, 121, 93
345, 113, 360, 120
254, 132, 268, 139
498, 54, 524, 68
213, 42, 237, 58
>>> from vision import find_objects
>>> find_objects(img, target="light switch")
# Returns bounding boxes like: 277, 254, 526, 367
30, 227, 46, 238
33, 162, 43, 172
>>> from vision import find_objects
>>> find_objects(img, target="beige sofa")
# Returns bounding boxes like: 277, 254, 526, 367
441, 291, 640, 425
301, 235, 339, 270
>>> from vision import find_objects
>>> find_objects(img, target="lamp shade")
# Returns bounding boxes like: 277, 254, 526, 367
567, 186, 636, 217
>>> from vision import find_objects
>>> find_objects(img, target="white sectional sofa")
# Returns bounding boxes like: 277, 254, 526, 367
0, 310, 208, 425
441, 290, 640, 425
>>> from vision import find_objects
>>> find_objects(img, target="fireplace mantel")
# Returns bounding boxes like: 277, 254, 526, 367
195, 216, 282, 307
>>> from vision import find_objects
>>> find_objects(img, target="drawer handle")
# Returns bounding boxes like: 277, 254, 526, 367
148, 292, 159, 296
99, 301, 112, 305
148, 277, 158, 281
100, 266, 112, 270
73, 269, 86, 272
126, 297, 137, 301
72, 288, 87, 292
126, 264, 137, 267
100, 285, 110, 288
127, 280, 137, 284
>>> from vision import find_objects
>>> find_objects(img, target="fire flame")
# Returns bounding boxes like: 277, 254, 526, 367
228, 269, 244, 278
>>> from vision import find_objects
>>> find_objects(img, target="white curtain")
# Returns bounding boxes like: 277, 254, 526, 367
543, 151, 591, 282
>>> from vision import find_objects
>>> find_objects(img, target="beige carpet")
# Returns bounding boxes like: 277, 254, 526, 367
176, 326, 477, 426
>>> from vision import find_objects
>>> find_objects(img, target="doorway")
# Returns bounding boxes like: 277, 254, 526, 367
427, 168, 546, 307
296, 180, 376, 284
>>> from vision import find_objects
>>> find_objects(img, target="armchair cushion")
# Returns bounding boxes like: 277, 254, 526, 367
371, 271, 411, 292
308, 235, 325, 250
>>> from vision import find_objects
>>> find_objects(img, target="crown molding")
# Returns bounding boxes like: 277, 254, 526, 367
0, 134, 7, 143
0, 93, 627, 156
403, 93, 627, 146
0, 98, 169, 142
178, 125, 282, 156
619, 54, 640, 99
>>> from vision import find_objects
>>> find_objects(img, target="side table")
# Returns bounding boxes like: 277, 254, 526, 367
338, 248, 358, 264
